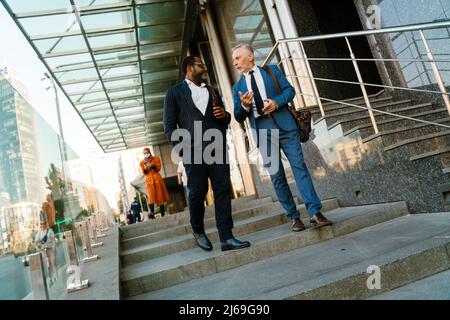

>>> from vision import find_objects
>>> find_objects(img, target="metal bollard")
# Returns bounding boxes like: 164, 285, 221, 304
76, 221, 98, 262
87, 216, 103, 248
93, 213, 106, 238
64, 231, 79, 272
27, 252, 49, 300
64, 231, 89, 293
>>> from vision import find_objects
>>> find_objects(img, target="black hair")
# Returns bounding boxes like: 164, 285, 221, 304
182, 56, 198, 75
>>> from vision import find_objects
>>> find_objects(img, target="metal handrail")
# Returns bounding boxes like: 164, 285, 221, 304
261, 20, 450, 134
262, 20, 450, 65
285, 71, 447, 96
293, 91, 450, 130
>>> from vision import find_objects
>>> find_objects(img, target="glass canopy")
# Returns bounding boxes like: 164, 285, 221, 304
2, 0, 187, 152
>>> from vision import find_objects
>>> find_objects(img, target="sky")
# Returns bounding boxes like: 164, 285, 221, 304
0, 4, 143, 211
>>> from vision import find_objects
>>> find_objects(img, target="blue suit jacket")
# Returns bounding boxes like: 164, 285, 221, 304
233, 65, 296, 146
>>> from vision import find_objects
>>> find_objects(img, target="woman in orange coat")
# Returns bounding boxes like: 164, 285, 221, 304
140, 147, 169, 219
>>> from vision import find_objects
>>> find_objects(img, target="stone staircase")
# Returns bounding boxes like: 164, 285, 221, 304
117, 92, 450, 300
118, 195, 450, 299
307, 90, 450, 175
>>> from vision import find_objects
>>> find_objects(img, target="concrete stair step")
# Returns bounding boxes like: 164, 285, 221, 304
120, 196, 274, 240
410, 146, 450, 162
129, 212, 450, 300
316, 99, 413, 127
318, 90, 385, 108
120, 198, 301, 251
406, 133, 450, 157
342, 108, 448, 139
120, 198, 339, 264
122, 201, 408, 298
308, 96, 393, 122
358, 117, 450, 145
368, 269, 450, 300
383, 130, 450, 155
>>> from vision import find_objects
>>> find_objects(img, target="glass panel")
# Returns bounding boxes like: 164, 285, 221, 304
75, 101, 110, 112
141, 57, 178, 71
142, 69, 178, 82
19, 13, 80, 36
140, 41, 182, 57
115, 106, 142, 116
71, 91, 107, 103
94, 49, 138, 64
104, 77, 140, 90
144, 80, 177, 94
75, 0, 131, 7
81, 10, 133, 31
44, 237, 71, 299
88, 32, 135, 50
63, 80, 104, 94
45, 53, 93, 69
81, 109, 113, 120
86, 115, 116, 126
33, 35, 87, 56
138, 23, 184, 43
137, 1, 186, 25
102, 64, 139, 76
1, 74, 112, 299
55, 68, 99, 82
112, 100, 143, 109
7, 0, 72, 13
108, 88, 141, 98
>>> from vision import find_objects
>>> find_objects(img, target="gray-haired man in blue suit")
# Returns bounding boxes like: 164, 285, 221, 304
232, 43, 332, 232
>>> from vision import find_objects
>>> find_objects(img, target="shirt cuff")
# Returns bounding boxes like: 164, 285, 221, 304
241, 103, 251, 112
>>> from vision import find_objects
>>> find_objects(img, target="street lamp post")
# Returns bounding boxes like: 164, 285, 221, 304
42, 73, 68, 185
42, 72, 70, 235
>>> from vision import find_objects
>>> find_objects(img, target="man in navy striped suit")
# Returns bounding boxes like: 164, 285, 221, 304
164, 56, 250, 252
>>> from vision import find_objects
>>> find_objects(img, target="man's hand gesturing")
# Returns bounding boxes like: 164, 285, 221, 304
239, 91, 254, 109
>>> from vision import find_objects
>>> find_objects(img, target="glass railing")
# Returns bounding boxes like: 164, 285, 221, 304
18, 215, 106, 300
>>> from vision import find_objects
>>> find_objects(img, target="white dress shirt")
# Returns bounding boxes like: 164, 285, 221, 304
185, 79, 209, 115
242, 66, 269, 119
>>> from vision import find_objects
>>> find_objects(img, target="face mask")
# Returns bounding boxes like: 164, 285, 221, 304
144, 154, 151, 158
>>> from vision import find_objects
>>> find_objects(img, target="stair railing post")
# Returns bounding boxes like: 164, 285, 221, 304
345, 36, 379, 134
298, 40, 324, 116
418, 29, 450, 115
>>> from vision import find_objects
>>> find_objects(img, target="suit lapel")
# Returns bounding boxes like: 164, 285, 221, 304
239, 76, 248, 93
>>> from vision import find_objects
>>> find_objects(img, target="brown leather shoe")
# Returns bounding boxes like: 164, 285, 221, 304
310, 212, 333, 228
292, 219, 306, 232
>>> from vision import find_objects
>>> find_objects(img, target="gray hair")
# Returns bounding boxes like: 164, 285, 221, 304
231, 43, 254, 55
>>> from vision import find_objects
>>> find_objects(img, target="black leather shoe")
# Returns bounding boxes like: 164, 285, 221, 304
148, 213, 155, 219
193, 232, 213, 251
220, 237, 251, 251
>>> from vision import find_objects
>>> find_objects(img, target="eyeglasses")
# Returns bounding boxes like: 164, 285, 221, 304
193, 63, 206, 69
